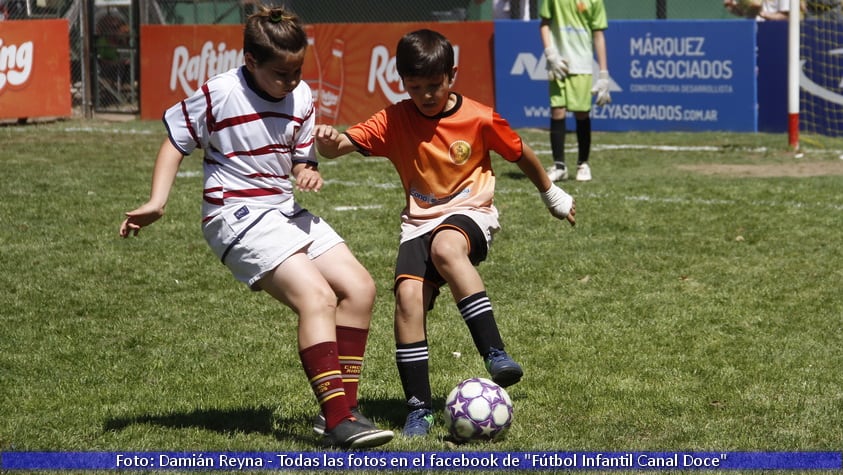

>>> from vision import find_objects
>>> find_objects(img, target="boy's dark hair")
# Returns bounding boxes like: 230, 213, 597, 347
244, 6, 307, 65
396, 29, 455, 80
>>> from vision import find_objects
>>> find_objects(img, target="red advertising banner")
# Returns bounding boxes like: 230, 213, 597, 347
139, 22, 495, 124
0, 19, 71, 120
139, 24, 243, 121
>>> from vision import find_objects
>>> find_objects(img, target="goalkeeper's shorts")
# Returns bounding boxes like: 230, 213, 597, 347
549, 74, 593, 112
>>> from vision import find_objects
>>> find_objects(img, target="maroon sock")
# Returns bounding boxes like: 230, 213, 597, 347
337, 326, 368, 409
299, 341, 352, 431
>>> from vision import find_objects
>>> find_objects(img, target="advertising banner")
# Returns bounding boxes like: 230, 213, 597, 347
139, 25, 243, 121
0, 19, 71, 120
139, 22, 495, 123
756, 20, 787, 133
494, 20, 757, 132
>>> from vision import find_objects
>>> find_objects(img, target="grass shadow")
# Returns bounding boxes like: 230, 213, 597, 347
102, 405, 310, 444
502, 171, 529, 181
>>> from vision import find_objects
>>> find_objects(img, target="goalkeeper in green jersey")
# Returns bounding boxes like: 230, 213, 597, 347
539, 0, 610, 182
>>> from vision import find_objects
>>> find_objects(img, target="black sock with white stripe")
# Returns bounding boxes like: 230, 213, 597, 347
458, 291, 505, 357
395, 340, 431, 410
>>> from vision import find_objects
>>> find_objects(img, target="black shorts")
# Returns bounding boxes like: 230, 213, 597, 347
394, 214, 489, 292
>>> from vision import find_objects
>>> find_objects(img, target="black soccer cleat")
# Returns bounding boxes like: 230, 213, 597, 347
321, 418, 394, 449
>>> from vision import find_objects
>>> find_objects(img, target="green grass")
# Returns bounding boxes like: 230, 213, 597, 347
1, 120, 842, 473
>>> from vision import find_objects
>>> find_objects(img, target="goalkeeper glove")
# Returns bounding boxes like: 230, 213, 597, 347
544, 47, 569, 81
591, 70, 611, 106
541, 184, 575, 224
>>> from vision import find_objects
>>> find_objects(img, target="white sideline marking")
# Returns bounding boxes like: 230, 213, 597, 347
323, 179, 399, 189
622, 193, 843, 211
333, 205, 384, 211
531, 143, 843, 156
319, 179, 843, 212
61, 127, 155, 134
318, 157, 387, 165
529, 144, 768, 154
584, 190, 843, 211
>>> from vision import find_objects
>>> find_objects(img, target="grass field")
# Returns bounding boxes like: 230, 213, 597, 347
1, 119, 842, 473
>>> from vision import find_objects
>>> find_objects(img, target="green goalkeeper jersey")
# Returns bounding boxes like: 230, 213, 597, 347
539, 0, 608, 75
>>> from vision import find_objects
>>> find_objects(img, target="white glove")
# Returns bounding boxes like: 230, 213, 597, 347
544, 47, 569, 81
592, 70, 611, 106
541, 184, 574, 221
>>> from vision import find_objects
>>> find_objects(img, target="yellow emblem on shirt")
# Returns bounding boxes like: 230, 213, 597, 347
449, 140, 471, 165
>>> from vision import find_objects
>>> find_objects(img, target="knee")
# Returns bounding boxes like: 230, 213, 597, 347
394, 280, 425, 321
429, 237, 463, 269
331, 266, 375, 320
349, 271, 376, 308
311, 284, 340, 312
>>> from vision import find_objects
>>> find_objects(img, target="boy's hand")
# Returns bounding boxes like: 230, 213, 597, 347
544, 47, 569, 81
313, 124, 340, 144
592, 70, 611, 106
293, 163, 323, 192
119, 202, 165, 237
541, 184, 576, 226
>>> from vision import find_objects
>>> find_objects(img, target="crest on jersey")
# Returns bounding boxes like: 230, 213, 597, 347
449, 140, 471, 165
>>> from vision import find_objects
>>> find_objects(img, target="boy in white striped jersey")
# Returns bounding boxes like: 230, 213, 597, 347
119, 5, 392, 450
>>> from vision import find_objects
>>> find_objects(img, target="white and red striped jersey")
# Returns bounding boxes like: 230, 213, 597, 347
163, 66, 317, 222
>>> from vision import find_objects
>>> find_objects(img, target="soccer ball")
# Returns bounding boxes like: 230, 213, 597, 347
443, 377, 513, 442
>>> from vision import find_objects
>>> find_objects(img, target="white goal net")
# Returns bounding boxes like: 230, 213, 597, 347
798, 4, 843, 144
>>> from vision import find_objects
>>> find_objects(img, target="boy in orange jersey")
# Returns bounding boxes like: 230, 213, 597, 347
314, 29, 576, 437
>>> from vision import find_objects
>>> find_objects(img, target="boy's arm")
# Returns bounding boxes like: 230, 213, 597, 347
516, 142, 576, 226
313, 124, 358, 158
539, 19, 553, 49
119, 138, 185, 237
593, 29, 608, 72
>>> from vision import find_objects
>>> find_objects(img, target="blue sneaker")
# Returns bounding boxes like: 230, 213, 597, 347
484, 348, 523, 387
402, 408, 434, 437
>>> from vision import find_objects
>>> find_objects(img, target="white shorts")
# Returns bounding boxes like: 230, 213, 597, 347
202, 204, 344, 290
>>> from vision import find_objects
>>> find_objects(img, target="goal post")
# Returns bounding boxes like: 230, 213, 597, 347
787, 0, 800, 150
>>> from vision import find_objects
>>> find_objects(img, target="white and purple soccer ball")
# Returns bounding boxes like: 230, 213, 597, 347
443, 377, 513, 442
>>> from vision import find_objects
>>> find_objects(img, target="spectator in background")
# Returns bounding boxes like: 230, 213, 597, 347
470, 0, 534, 20
95, 13, 131, 87
540, 0, 610, 182
0, 0, 26, 19
724, 0, 791, 20
494, 0, 531, 19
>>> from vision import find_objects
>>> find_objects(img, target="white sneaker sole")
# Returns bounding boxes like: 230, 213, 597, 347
346, 429, 394, 449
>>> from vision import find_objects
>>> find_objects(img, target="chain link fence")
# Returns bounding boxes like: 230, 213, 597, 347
0, 0, 732, 117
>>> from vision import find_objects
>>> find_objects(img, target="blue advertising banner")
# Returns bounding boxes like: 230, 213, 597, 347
757, 20, 788, 133
1, 451, 841, 471
494, 20, 757, 132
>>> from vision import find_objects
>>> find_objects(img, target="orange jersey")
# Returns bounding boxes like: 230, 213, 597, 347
345, 94, 523, 227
